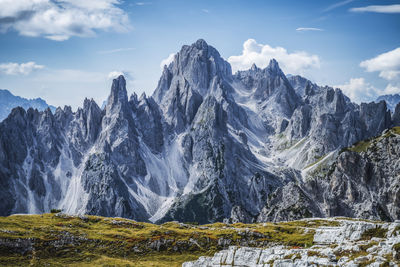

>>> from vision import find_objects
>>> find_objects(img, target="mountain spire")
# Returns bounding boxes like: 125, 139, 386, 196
106, 75, 128, 111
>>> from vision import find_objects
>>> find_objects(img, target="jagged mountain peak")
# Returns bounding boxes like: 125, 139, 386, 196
5, 106, 26, 122
193, 38, 208, 49
235, 58, 286, 80
83, 98, 99, 111
129, 92, 138, 104
106, 75, 128, 111
153, 39, 232, 103
287, 74, 320, 98
250, 63, 259, 71
139, 92, 147, 101
1, 39, 399, 225
265, 58, 280, 73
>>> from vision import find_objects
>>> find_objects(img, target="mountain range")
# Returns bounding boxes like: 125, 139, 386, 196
376, 94, 400, 112
0, 89, 56, 122
0, 39, 399, 223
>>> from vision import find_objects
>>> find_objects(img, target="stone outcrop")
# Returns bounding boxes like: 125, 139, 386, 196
183, 219, 400, 266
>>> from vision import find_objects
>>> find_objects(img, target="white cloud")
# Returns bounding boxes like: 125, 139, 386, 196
0, 61, 44, 75
350, 5, 400, 14
227, 39, 320, 75
296, 27, 323, 32
324, 0, 354, 12
360, 47, 400, 81
108, 70, 133, 80
98, 47, 136, 54
202, 9, 210, 13
160, 53, 176, 69
335, 78, 378, 103
135, 2, 152, 6
0, 0, 130, 41
383, 84, 400, 95
357, 47, 400, 99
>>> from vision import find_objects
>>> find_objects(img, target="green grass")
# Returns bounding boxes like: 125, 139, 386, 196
0, 213, 318, 266
360, 226, 388, 240
393, 243, 400, 256
304, 153, 329, 171
345, 126, 400, 153
348, 139, 372, 153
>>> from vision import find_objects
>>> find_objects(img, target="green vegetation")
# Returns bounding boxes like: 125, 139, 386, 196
284, 253, 301, 260
307, 250, 323, 257
0, 213, 318, 266
393, 243, 400, 253
393, 226, 400, 236
50, 209, 62, 213
304, 154, 327, 169
278, 219, 340, 228
348, 139, 372, 153
278, 137, 307, 151
360, 226, 388, 240
343, 126, 400, 154
333, 217, 384, 223
334, 249, 369, 262
359, 241, 378, 251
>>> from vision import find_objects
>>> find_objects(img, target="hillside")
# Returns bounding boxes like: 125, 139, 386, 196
0, 212, 317, 266
0, 213, 399, 266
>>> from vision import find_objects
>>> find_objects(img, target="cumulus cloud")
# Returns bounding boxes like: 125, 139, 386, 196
350, 5, 400, 14
0, 0, 130, 41
359, 47, 400, 97
160, 53, 176, 69
296, 27, 323, 32
335, 78, 378, 104
360, 47, 400, 81
227, 39, 320, 75
0, 61, 44, 75
108, 70, 133, 80
383, 84, 400, 95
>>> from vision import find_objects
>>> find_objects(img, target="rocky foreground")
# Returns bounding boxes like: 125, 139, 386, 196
184, 219, 400, 266
1, 213, 399, 266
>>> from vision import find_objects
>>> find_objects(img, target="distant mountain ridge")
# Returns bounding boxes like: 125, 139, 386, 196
0, 39, 399, 224
0, 89, 56, 121
376, 93, 400, 112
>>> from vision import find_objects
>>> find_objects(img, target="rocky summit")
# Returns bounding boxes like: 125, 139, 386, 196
0, 39, 399, 224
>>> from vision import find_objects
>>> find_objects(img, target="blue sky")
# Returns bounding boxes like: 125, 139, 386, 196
0, 0, 399, 108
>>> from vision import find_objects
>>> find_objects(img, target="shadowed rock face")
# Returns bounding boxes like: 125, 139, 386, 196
0, 39, 399, 223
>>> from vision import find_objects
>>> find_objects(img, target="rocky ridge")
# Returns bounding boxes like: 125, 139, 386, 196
0, 39, 399, 224
0, 89, 56, 122
376, 93, 400, 112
